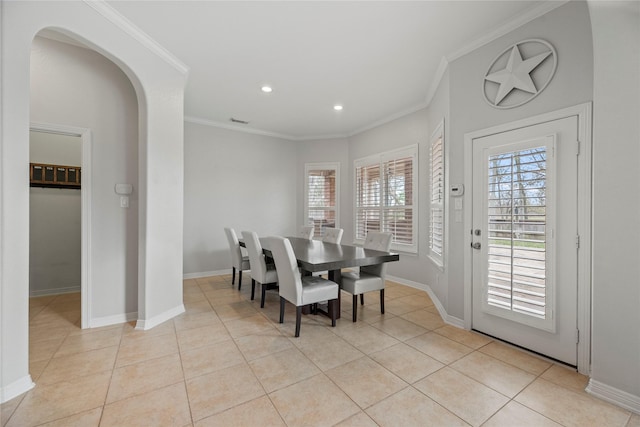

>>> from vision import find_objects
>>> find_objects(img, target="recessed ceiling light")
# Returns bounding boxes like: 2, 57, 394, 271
334, 105, 343, 111
261, 86, 273, 93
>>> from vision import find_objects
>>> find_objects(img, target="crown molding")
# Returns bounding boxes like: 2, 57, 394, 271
184, 116, 301, 141
82, 0, 189, 76
446, 0, 569, 62
347, 102, 429, 138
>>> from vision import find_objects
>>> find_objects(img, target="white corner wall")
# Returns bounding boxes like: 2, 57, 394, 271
587, 0, 640, 411
183, 122, 298, 276
1, 1, 187, 403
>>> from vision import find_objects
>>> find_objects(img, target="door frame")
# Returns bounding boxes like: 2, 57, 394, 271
463, 103, 592, 374
30, 122, 92, 329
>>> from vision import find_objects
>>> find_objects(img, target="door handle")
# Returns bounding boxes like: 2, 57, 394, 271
471, 242, 481, 250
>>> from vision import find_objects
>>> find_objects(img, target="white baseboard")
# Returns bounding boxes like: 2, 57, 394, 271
135, 304, 185, 330
183, 269, 230, 280
89, 311, 138, 329
1, 375, 34, 404
30, 285, 81, 297
386, 275, 464, 328
586, 379, 640, 414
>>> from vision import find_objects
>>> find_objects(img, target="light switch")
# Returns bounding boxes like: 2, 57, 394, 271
120, 196, 129, 208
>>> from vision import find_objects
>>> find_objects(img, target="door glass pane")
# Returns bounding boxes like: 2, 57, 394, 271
487, 146, 547, 319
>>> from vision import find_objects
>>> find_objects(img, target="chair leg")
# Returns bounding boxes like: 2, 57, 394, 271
251, 279, 256, 300
231, 267, 236, 285
380, 289, 385, 314
238, 271, 243, 290
279, 297, 285, 323
295, 306, 302, 337
330, 299, 337, 327
352, 294, 358, 322
261, 284, 267, 308
360, 294, 364, 305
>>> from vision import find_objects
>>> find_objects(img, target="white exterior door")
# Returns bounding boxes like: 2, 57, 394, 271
471, 116, 579, 366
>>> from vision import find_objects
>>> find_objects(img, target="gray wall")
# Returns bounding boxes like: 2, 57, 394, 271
588, 0, 640, 404
29, 131, 82, 296
30, 36, 139, 320
183, 122, 298, 275
447, 0, 594, 318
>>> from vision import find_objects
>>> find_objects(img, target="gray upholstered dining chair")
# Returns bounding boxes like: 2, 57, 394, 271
242, 230, 278, 308
224, 227, 250, 289
322, 227, 343, 244
341, 231, 393, 322
298, 225, 314, 240
265, 236, 339, 337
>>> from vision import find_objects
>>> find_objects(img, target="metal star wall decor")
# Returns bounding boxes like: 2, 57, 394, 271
483, 39, 557, 109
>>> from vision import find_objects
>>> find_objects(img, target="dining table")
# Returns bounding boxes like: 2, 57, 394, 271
240, 236, 400, 319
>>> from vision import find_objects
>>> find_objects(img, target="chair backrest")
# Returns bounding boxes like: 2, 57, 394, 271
298, 225, 314, 240
322, 227, 343, 244
264, 236, 302, 306
362, 231, 393, 278
241, 231, 268, 283
224, 227, 243, 268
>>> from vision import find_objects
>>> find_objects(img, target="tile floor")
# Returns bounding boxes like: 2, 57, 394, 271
2, 275, 638, 426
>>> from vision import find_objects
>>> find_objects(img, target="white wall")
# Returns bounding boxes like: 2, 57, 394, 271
1, 1, 187, 402
31, 36, 139, 318
29, 131, 82, 296
587, 0, 640, 409
183, 122, 298, 275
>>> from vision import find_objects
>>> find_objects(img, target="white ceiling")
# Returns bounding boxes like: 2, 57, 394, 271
102, 1, 560, 140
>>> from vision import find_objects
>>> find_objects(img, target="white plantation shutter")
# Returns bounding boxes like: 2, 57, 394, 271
429, 129, 444, 265
354, 146, 417, 252
305, 163, 339, 238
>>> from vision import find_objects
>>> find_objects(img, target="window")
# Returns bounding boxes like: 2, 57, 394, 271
304, 163, 339, 238
354, 145, 417, 252
429, 120, 445, 266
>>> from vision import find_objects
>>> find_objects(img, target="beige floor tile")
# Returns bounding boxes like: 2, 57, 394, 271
450, 351, 536, 398
334, 411, 379, 427
326, 357, 407, 409
366, 386, 467, 427
381, 297, 420, 316
29, 337, 65, 362
214, 301, 259, 321
269, 373, 360, 427
433, 325, 493, 349
121, 318, 176, 338
101, 382, 191, 427
479, 341, 552, 375
223, 313, 277, 338
235, 330, 294, 361
331, 322, 400, 354
180, 340, 244, 379
29, 324, 74, 343
415, 367, 509, 426
173, 311, 221, 331
187, 364, 264, 421
184, 299, 215, 315
370, 316, 429, 342
249, 347, 321, 393
406, 332, 473, 364
6, 371, 111, 427
194, 395, 285, 427
116, 332, 179, 367
400, 308, 446, 330
483, 401, 562, 427
38, 346, 118, 386
540, 364, 589, 393
53, 327, 123, 357
107, 353, 184, 403
29, 359, 50, 381
370, 342, 444, 384
37, 407, 102, 427
1, 395, 25, 427
515, 378, 631, 427
627, 414, 640, 427
176, 322, 231, 352
295, 334, 364, 371
42, 299, 80, 313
